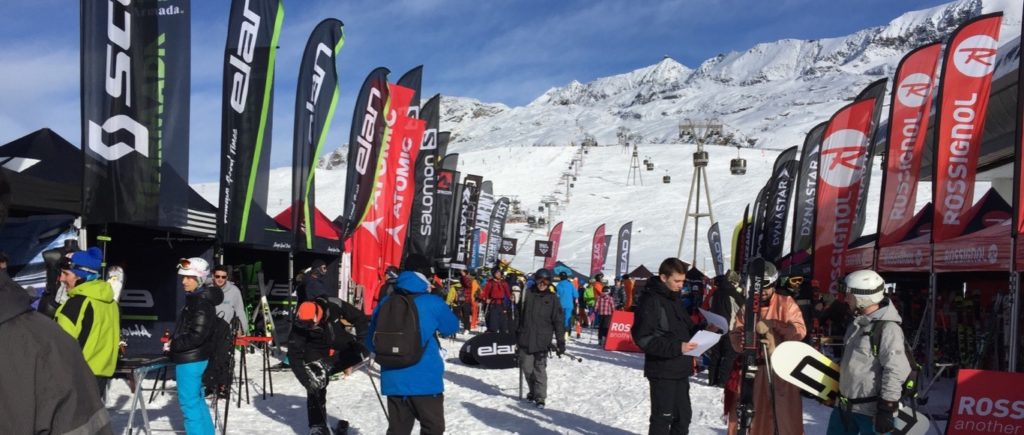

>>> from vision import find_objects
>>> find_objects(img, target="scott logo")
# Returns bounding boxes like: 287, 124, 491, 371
896, 73, 932, 108
953, 35, 998, 78
228, 0, 262, 113
819, 129, 867, 189
477, 342, 516, 357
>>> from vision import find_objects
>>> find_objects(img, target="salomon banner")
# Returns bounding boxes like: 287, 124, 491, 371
543, 222, 563, 270
486, 197, 511, 265
470, 181, 495, 270
708, 222, 725, 277
850, 79, 889, 241
218, 0, 284, 245
791, 122, 828, 260
762, 146, 799, 262
534, 240, 553, 258
340, 67, 390, 240
813, 98, 877, 294
879, 42, 942, 248
405, 94, 440, 262
933, 13, 1003, 243
82, 0, 192, 227
381, 85, 425, 268
291, 19, 344, 251
396, 65, 422, 118
615, 221, 633, 280
499, 237, 517, 255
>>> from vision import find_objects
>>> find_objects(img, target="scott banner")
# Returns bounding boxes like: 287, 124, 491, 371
762, 146, 799, 262
405, 94, 440, 261
933, 13, 1003, 243
218, 0, 284, 245
813, 98, 877, 294
543, 222, 563, 270
878, 42, 942, 248
708, 222, 724, 277
615, 221, 633, 280
791, 122, 828, 261
591, 224, 607, 277
339, 67, 390, 240
82, 0, 192, 228
292, 19, 344, 251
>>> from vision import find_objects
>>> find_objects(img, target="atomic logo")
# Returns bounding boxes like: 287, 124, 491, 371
819, 129, 868, 188
896, 73, 932, 108
953, 35, 998, 78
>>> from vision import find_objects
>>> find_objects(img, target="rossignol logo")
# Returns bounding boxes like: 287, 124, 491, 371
953, 35, 998, 78
941, 244, 999, 265
941, 93, 979, 225
819, 129, 867, 188
476, 343, 515, 357
610, 322, 631, 333
896, 73, 931, 108
355, 86, 383, 175
889, 111, 925, 221
88, 1, 150, 162
880, 248, 924, 267
227, 0, 262, 113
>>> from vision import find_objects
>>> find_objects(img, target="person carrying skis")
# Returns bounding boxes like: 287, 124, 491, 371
516, 268, 566, 409
289, 296, 369, 435
632, 257, 699, 435
826, 270, 911, 435
727, 261, 806, 435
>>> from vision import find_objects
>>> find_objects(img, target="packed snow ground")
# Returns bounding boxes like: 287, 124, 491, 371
105, 327, 953, 434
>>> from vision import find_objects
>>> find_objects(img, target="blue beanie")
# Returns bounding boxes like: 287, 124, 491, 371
396, 271, 429, 293
69, 247, 103, 281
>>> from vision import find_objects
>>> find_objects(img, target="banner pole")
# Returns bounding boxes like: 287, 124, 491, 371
1010, 238, 1020, 372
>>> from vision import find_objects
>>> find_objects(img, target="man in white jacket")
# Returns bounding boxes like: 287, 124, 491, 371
212, 265, 249, 335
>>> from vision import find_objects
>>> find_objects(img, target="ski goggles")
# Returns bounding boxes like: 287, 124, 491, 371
787, 276, 804, 287
176, 258, 192, 271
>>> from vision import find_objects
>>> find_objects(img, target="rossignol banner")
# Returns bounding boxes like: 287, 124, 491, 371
945, 369, 1024, 435
590, 224, 607, 277
81, 0, 192, 228
813, 98, 877, 294
534, 240, 553, 258
762, 146, 799, 262
405, 95, 440, 261
932, 13, 1003, 243
291, 19, 344, 252
340, 67, 390, 240
879, 42, 942, 248
486, 197, 511, 264
791, 122, 826, 262
218, 0, 284, 245
498, 237, 517, 255
850, 79, 888, 241
397, 65, 422, 118
604, 310, 642, 353
543, 222, 564, 269
708, 222, 725, 277
615, 221, 633, 280
381, 86, 425, 268
470, 182, 494, 270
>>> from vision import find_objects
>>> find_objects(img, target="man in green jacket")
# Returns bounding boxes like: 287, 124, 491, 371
55, 247, 121, 394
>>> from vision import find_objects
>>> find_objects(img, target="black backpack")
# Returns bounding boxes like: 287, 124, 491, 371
372, 291, 425, 369
869, 320, 921, 401
202, 316, 237, 395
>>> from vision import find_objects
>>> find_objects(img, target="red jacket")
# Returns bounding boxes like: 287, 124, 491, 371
481, 279, 511, 304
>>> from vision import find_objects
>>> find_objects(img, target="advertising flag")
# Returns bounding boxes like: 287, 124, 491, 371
762, 146, 799, 262
471, 181, 494, 270
708, 222, 725, 277
396, 66, 422, 118
499, 237, 517, 255
791, 122, 828, 259
406, 95, 440, 261
879, 43, 942, 247
437, 132, 451, 164
850, 79, 889, 241
543, 222, 564, 270
932, 13, 1003, 242
486, 197, 511, 264
339, 67, 390, 240
452, 182, 475, 269
381, 87, 425, 268
615, 221, 633, 280
534, 240, 553, 258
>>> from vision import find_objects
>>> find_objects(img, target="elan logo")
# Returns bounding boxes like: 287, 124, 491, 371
819, 129, 867, 189
477, 343, 515, 357
953, 35, 998, 78
228, 0, 263, 113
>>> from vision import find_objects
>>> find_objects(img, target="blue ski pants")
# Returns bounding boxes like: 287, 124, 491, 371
176, 360, 214, 435
826, 407, 880, 434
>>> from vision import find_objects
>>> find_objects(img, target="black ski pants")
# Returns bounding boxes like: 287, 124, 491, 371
386, 394, 445, 435
291, 361, 329, 429
648, 377, 692, 435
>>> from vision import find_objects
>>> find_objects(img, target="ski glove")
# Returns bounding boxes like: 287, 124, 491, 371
303, 358, 332, 392
874, 399, 898, 433
556, 342, 566, 356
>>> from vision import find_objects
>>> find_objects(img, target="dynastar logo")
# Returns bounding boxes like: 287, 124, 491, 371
355, 86, 383, 174
819, 129, 867, 188
896, 73, 932, 108
228, 0, 262, 113
476, 342, 515, 357
88, 0, 149, 162
953, 35, 998, 78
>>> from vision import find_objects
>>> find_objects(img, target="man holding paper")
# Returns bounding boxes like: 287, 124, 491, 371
632, 257, 700, 435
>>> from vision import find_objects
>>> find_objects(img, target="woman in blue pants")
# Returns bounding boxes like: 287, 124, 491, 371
170, 257, 222, 434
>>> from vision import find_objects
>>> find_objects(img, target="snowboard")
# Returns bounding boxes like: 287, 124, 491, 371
770, 341, 930, 435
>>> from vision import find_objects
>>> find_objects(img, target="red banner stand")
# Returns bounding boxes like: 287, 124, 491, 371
946, 369, 1024, 434
603, 310, 642, 353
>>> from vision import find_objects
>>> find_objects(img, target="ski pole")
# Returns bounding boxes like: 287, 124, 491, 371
760, 338, 781, 435
363, 363, 389, 420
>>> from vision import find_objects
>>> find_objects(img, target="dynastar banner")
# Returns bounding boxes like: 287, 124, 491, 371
405, 95, 440, 261
486, 197, 511, 265
850, 79, 888, 241
708, 222, 725, 277
82, 0, 191, 227
396, 65, 422, 119
879, 42, 942, 248
471, 182, 495, 270
499, 237, 517, 255
615, 221, 633, 280
218, 0, 284, 244
292, 19, 344, 251
791, 122, 828, 260
534, 240, 553, 258
381, 86, 425, 268
340, 67, 390, 240
762, 146, 799, 262
590, 224, 607, 277
933, 13, 1003, 243
813, 98, 877, 294
543, 222, 564, 270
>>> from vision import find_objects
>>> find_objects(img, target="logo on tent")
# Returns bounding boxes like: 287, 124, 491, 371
988, 244, 998, 264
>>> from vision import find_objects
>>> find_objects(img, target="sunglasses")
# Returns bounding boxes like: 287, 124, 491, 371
213, 274, 228, 279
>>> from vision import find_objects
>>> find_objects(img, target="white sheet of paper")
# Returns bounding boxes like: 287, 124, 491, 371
699, 308, 729, 332
684, 330, 722, 357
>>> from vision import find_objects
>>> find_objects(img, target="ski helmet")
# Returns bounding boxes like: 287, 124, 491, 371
759, 261, 779, 287
843, 270, 885, 309
534, 268, 552, 281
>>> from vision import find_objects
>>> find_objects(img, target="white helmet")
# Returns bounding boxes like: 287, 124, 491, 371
843, 270, 885, 309
177, 257, 210, 281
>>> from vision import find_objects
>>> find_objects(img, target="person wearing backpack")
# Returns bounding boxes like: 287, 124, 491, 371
516, 268, 566, 409
827, 270, 912, 435
367, 271, 459, 434
289, 297, 369, 435
170, 257, 222, 435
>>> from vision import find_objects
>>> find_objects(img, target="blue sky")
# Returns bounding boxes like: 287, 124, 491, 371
0, 0, 951, 183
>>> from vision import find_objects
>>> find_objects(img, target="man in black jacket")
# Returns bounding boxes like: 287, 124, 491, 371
516, 268, 565, 409
289, 297, 369, 435
632, 258, 699, 435
707, 272, 744, 387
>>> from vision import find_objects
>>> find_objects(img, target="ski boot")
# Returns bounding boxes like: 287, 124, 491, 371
334, 420, 350, 435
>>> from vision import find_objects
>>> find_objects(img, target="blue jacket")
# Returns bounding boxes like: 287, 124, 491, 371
555, 280, 576, 311
367, 272, 459, 396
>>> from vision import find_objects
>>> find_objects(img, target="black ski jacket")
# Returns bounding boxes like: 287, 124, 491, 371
170, 286, 223, 364
288, 297, 369, 364
632, 276, 696, 379
516, 284, 565, 354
